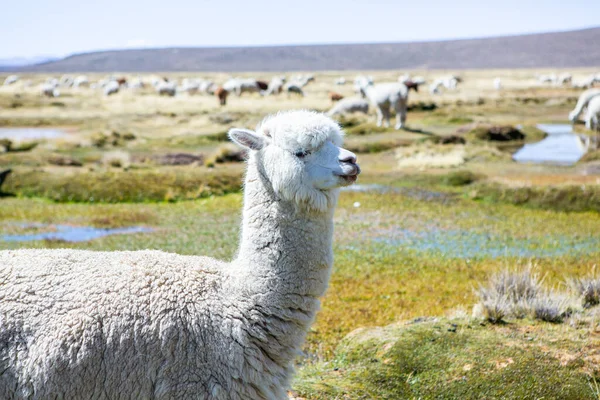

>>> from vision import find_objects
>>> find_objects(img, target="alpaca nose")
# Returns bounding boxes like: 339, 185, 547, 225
339, 149, 357, 165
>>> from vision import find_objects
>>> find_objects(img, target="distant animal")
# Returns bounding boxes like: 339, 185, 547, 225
215, 86, 229, 105
103, 81, 120, 96
556, 73, 572, 86
263, 77, 286, 96
429, 76, 461, 94
403, 80, 420, 93
572, 74, 600, 89
358, 81, 411, 129
256, 80, 269, 91
354, 75, 374, 93
493, 78, 502, 90
569, 88, 600, 123
327, 97, 369, 116
290, 75, 314, 88
3, 75, 19, 86
115, 77, 127, 87
285, 83, 304, 97
538, 74, 557, 84
178, 79, 199, 95
73, 76, 89, 88
329, 92, 344, 102
40, 84, 60, 98
156, 81, 177, 97
223, 78, 262, 96
335, 77, 346, 85
59, 75, 73, 87
585, 95, 600, 131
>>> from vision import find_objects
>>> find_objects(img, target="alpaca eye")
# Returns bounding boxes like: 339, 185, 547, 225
295, 150, 310, 158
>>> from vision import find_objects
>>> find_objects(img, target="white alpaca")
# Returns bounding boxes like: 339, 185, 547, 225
40, 83, 60, 98
199, 79, 215, 94
103, 81, 120, 96
493, 78, 502, 90
178, 79, 199, 95
568, 88, 600, 123
353, 75, 373, 93
157, 81, 177, 96
358, 81, 410, 129
3, 75, 19, 86
0, 110, 360, 400
585, 95, 600, 131
223, 78, 262, 96
327, 97, 369, 116
556, 73, 572, 86
73, 75, 89, 88
263, 77, 286, 96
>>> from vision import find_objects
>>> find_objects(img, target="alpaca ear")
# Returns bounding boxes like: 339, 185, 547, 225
228, 129, 265, 151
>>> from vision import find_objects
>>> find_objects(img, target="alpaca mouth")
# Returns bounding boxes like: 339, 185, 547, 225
340, 174, 358, 184
337, 167, 360, 184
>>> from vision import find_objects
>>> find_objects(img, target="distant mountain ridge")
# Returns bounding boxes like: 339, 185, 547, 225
16, 27, 600, 72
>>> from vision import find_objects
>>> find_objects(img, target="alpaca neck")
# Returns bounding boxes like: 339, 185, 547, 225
234, 158, 335, 301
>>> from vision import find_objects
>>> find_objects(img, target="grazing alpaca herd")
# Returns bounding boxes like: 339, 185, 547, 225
2, 70, 600, 133
0, 110, 360, 399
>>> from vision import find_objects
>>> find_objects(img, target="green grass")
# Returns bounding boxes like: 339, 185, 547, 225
3, 167, 244, 202
470, 183, 600, 213
295, 318, 598, 399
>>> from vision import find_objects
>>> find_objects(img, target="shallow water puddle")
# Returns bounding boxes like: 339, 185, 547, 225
0, 128, 68, 141
365, 227, 600, 259
2, 223, 152, 242
513, 124, 588, 165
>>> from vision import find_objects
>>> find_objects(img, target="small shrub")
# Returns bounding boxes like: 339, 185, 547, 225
0, 139, 13, 152
48, 155, 83, 167
460, 124, 525, 142
443, 170, 480, 186
407, 101, 437, 111
154, 153, 204, 166
203, 131, 230, 142
102, 150, 131, 169
440, 135, 466, 145
91, 133, 109, 148
10, 141, 38, 152
567, 274, 600, 308
478, 298, 509, 323
531, 292, 572, 323
205, 144, 247, 165
345, 123, 390, 136
336, 115, 363, 129
475, 267, 544, 321
478, 268, 542, 304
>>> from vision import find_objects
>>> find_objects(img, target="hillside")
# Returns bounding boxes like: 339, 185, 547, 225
19, 27, 600, 72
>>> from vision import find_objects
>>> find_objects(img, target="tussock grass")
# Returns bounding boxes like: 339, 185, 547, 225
475, 268, 580, 324
3, 167, 243, 202
470, 183, 600, 213
568, 272, 600, 308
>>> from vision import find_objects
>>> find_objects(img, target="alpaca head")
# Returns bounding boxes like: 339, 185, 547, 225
229, 110, 360, 212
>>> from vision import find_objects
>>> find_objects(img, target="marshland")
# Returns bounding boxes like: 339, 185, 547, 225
2, 67, 600, 398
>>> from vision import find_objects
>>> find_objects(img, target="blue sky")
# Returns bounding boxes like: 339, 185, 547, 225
2, 0, 599, 58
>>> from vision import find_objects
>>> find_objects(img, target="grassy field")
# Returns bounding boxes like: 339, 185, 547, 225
2, 69, 600, 398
